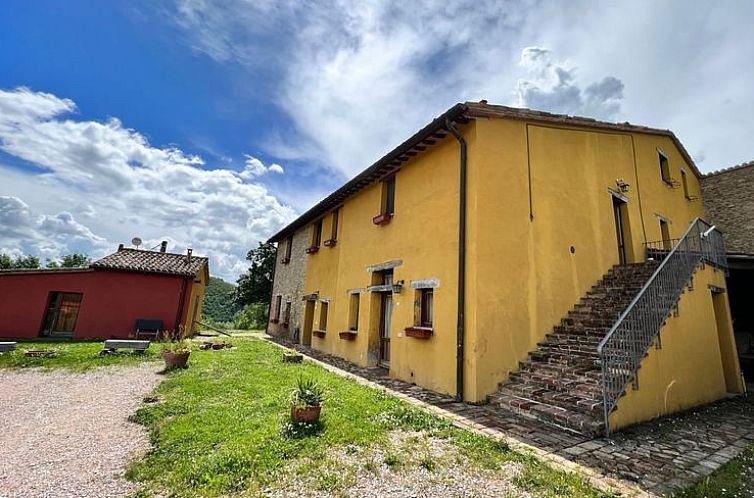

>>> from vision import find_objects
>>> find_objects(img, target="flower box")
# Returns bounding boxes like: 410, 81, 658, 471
339, 331, 357, 340
305, 246, 320, 254
372, 213, 393, 226
323, 238, 337, 247
313, 330, 326, 338
405, 327, 433, 339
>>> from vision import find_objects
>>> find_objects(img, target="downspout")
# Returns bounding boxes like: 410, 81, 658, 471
446, 117, 467, 402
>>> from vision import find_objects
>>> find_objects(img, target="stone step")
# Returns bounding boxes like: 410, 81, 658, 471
498, 383, 603, 415
488, 391, 604, 435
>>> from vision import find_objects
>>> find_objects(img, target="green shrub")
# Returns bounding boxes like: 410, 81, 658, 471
234, 303, 268, 330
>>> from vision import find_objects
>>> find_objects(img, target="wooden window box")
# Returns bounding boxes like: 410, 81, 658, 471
281, 257, 291, 264
270, 318, 279, 324
405, 327, 433, 339
372, 213, 393, 226
339, 331, 357, 340
306, 246, 320, 254
323, 239, 337, 247
313, 330, 326, 338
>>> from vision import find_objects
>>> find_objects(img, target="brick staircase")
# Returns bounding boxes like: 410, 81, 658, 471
488, 261, 661, 436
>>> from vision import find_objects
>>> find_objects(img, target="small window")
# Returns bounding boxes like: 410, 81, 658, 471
659, 152, 671, 184
681, 170, 690, 198
312, 220, 322, 247
283, 236, 293, 261
319, 302, 329, 331
419, 289, 434, 328
274, 295, 282, 321
660, 220, 671, 250
383, 176, 396, 215
283, 301, 291, 326
331, 209, 339, 240
348, 293, 360, 331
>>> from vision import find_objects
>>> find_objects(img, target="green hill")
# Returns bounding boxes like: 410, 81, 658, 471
203, 277, 242, 323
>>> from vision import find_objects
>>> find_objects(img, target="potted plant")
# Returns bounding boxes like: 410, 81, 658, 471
162, 338, 192, 370
283, 348, 303, 363
290, 377, 325, 423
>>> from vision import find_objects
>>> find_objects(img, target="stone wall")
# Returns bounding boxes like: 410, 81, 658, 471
268, 227, 308, 341
702, 161, 754, 256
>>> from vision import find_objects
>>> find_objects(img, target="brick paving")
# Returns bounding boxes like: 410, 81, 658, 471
268, 336, 754, 497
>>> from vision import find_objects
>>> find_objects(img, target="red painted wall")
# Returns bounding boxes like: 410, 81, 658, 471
0, 269, 194, 339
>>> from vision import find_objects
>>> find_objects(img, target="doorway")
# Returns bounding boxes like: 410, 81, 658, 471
612, 196, 630, 265
41, 292, 83, 338
378, 271, 394, 368
302, 300, 315, 346
712, 289, 743, 393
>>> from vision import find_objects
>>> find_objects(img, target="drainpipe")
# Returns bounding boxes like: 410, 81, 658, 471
175, 276, 189, 339
446, 117, 467, 402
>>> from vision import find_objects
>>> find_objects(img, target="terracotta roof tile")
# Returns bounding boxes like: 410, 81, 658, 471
91, 248, 208, 277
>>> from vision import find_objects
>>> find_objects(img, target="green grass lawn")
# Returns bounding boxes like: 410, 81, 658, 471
0, 340, 158, 371
127, 337, 612, 497
674, 444, 754, 497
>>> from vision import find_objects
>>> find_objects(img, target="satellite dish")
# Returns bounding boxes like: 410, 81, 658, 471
131, 237, 143, 248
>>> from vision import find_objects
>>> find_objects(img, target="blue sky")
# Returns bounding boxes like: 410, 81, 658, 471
1, 0, 753, 281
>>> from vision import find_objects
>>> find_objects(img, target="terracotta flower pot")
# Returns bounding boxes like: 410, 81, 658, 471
291, 405, 321, 423
163, 351, 190, 370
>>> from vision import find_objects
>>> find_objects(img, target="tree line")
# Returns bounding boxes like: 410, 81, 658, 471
0, 253, 91, 269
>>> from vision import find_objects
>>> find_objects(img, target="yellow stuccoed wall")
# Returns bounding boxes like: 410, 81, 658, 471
299, 114, 737, 415
186, 267, 207, 334
303, 132, 467, 397
464, 118, 707, 401
610, 265, 744, 429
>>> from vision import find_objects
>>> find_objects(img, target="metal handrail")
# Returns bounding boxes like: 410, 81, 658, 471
597, 218, 727, 436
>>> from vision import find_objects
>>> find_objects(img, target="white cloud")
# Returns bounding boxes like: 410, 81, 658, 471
515, 47, 624, 120
168, 0, 754, 173
239, 154, 284, 179
0, 196, 110, 263
0, 88, 296, 280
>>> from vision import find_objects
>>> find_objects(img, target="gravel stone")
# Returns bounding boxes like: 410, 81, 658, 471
0, 364, 161, 498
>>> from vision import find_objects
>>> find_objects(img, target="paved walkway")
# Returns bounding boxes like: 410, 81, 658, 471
268, 337, 754, 497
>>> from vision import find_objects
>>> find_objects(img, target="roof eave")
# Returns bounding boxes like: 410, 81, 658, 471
267, 102, 469, 242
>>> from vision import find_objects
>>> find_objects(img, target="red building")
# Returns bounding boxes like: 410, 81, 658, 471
0, 245, 209, 340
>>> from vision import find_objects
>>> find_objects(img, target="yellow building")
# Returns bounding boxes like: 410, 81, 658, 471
268, 102, 744, 436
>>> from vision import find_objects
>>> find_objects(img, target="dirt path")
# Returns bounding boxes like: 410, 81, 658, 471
0, 364, 161, 498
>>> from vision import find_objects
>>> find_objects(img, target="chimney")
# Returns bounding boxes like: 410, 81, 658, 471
160, 241, 168, 253
117, 243, 124, 252
186, 248, 193, 262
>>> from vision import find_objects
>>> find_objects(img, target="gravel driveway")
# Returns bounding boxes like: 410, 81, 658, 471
0, 364, 161, 498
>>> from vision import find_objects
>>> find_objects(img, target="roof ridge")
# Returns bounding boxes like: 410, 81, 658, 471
703, 160, 754, 177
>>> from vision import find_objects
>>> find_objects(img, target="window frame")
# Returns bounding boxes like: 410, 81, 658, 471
419, 288, 434, 328
680, 169, 691, 199
272, 295, 283, 323
283, 301, 291, 327
348, 293, 360, 331
659, 151, 672, 184
383, 175, 396, 215
319, 301, 329, 331
283, 236, 293, 263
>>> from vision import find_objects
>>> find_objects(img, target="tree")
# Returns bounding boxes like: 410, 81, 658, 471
203, 277, 242, 323
235, 242, 276, 305
0, 254, 41, 269
47, 253, 91, 268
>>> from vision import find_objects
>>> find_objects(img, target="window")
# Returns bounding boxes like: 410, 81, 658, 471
307, 220, 323, 252
41, 292, 83, 336
419, 289, 434, 328
681, 170, 690, 199
319, 302, 329, 331
348, 293, 360, 331
283, 301, 291, 326
660, 220, 671, 250
273, 295, 282, 322
331, 209, 339, 240
659, 151, 671, 184
283, 236, 293, 262
383, 176, 396, 215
